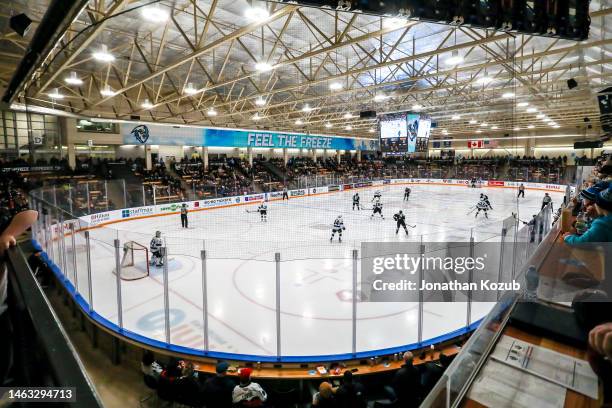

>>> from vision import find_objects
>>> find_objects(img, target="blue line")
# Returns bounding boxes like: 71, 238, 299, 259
33, 239, 481, 362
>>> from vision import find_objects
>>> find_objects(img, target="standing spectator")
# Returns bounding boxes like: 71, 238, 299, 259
140, 350, 163, 380
203, 361, 235, 408
391, 351, 422, 407
541, 193, 552, 210
232, 368, 267, 406
335, 371, 366, 408
0, 207, 38, 384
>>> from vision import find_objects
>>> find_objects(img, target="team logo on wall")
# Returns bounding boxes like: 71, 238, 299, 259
131, 124, 150, 144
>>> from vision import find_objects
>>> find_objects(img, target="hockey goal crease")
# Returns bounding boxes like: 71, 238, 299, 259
112, 241, 150, 281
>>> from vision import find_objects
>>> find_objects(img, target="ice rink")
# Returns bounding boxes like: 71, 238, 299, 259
61, 184, 564, 359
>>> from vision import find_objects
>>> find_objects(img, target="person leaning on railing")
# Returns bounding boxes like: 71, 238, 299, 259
564, 187, 612, 244
0, 204, 38, 385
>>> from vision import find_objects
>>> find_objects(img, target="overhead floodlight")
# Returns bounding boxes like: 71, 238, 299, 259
302, 104, 313, 112
245, 6, 270, 21
343, 112, 353, 119
451, 115, 460, 120
100, 85, 115, 96
325, 123, 333, 128
373, 94, 387, 102
444, 50, 464, 66
526, 107, 538, 113
491, 125, 499, 130
142, 5, 169, 22
469, 119, 477, 124
411, 104, 423, 110
184, 83, 198, 95
480, 122, 488, 127
536, 114, 545, 119
527, 125, 534, 129
329, 82, 343, 91
93, 45, 115, 62
475, 130, 483, 133
255, 97, 266, 106
368, 128, 375, 133
255, 61, 273, 72
142, 99, 153, 109
295, 119, 303, 125
48, 88, 63, 99
476, 76, 493, 85
207, 108, 217, 116
383, 16, 407, 29
65, 72, 83, 85
345, 125, 353, 130
514, 127, 521, 131
252, 113, 263, 121
502, 92, 515, 98
517, 102, 529, 107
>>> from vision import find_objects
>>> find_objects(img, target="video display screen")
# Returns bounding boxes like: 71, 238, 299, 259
380, 113, 408, 156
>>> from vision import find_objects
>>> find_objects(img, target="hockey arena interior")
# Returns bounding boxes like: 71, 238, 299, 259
0, 0, 610, 407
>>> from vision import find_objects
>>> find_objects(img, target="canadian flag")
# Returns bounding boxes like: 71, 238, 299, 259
467, 140, 483, 148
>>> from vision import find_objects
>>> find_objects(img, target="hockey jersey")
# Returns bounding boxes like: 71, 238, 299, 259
150, 237, 162, 253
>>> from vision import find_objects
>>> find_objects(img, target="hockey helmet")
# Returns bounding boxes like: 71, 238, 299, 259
155, 231, 161, 237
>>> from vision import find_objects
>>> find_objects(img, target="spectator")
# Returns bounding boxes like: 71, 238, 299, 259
391, 351, 421, 407
140, 350, 163, 380
312, 381, 337, 407
565, 188, 612, 244
203, 361, 235, 408
335, 370, 366, 408
232, 367, 267, 406
589, 322, 612, 360
0, 207, 38, 384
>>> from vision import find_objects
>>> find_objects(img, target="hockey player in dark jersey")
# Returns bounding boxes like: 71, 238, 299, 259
330, 215, 346, 242
352, 192, 360, 210
404, 187, 411, 201
371, 201, 384, 219
394, 210, 409, 235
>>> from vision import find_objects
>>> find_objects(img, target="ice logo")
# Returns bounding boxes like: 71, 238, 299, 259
131, 124, 150, 144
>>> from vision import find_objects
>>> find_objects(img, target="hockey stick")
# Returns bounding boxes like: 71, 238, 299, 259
466, 206, 476, 215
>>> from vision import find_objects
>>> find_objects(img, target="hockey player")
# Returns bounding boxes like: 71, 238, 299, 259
330, 215, 346, 242
372, 190, 382, 202
474, 197, 490, 219
180, 203, 188, 228
352, 192, 360, 210
541, 193, 553, 210
282, 186, 289, 200
149, 231, 164, 267
371, 201, 384, 219
394, 210, 409, 235
404, 187, 411, 201
257, 201, 268, 222
480, 193, 493, 210
470, 177, 477, 188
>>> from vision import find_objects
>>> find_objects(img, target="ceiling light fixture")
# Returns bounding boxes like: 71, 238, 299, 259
329, 82, 343, 91
411, 103, 423, 110
527, 125, 534, 129
451, 115, 460, 120
183, 82, 198, 95
207, 108, 217, 116
476, 76, 493, 85
480, 122, 488, 127
517, 102, 529, 107
48, 88, 63, 99
368, 129, 375, 133
92, 45, 114, 62
99, 85, 115, 96
343, 112, 353, 119
325, 123, 332, 128
502, 92, 515, 98
373, 94, 387, 102
255, 97, 266, 106
255, 61, 273, 72
244, 6, 270, 21
491, 125, 499, 130
295, 119, 303, 125
142, 99, 153, 109
65, 72, 83, 85
252, 113, 263, 121
536, 114, 545, 119
469, 119, 477, 124
302, 104, 313, 112
345, 125, 353, 130
514, 127, 520, 131
141, 5, 169, 22
445, 49, 464, 66
475, 130, 483, 133
526, 107, 538, 113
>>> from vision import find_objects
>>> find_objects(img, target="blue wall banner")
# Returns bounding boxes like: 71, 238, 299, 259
122, 124, 378, 151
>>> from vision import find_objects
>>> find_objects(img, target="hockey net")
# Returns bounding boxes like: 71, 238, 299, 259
112, 241, 150, 281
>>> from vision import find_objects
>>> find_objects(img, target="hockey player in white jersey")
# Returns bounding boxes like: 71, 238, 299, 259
149, 231, 164, 267
479, 193, 493, 210
371, 201, 384, 219
330, 215, 346, 242
474, 198, 490, 219
257, 202, 268, 222
372, 190, 382, 202
352, 192, 360, 210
